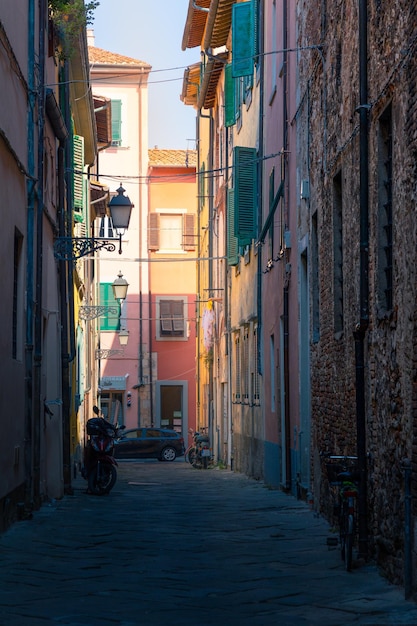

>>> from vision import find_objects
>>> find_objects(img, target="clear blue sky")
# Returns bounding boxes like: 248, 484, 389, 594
91, 0, 198, 150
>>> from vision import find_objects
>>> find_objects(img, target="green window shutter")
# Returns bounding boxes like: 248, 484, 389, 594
73, 134, 84, 220
111, 99, 122, 145
234, 146, 257, 246
232, 0, 255, 78
225, 64, 236, 127
99, 283, 121, 331
227, 188, 238, 266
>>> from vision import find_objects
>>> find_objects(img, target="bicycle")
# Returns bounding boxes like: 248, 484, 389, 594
184, 427, 211, 468
323, 454, 359, 571
184, 428, 197, 465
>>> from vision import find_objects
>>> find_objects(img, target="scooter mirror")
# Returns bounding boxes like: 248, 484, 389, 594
93, 406, 100, 416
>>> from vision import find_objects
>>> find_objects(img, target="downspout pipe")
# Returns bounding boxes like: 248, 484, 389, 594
32, 0, 47, 507
24, 0, 36, 511
355, 0, 369, 560
61, 59, 75, 494
282, 0, 291, 492
257, 0, 265, 377
198, 108, 213, 433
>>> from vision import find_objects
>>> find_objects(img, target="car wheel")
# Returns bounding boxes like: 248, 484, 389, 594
160, 446, 177, 462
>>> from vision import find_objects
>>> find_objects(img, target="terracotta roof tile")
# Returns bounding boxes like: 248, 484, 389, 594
88, 46, 150, 68
148, 149, 197, 168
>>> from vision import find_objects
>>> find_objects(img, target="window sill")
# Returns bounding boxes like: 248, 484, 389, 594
156, 250, 187, 255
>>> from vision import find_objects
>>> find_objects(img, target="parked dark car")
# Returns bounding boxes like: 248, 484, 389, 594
114, 428, 185, 462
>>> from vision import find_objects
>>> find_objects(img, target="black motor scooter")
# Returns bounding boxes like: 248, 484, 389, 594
82, 406, 125, 495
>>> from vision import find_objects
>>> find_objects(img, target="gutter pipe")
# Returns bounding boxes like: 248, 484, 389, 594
32, 0, 47, 507
24, 0, 36, 511
355, 0, 369, 560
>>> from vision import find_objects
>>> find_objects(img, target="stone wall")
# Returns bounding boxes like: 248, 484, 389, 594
298, 0, 417, 588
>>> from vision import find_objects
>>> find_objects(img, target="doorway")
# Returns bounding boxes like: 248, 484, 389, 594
156, 381, 188, 436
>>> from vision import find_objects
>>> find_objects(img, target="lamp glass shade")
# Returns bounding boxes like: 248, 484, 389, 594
108, 185, 133, 231
118, 329, 129, 346
112, 271, 129, 301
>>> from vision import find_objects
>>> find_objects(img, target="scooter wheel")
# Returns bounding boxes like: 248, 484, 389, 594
88, 464, 117, 495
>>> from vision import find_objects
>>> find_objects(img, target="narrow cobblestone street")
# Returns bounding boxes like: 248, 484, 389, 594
1, 461, 417, 625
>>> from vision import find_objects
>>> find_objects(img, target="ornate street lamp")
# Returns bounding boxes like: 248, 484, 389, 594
111, 270, 129, 302
79, 270, 129, 320
54, 185, 134, 261
118, 329, 129, 346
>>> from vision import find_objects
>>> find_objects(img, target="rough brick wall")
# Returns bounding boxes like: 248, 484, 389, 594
298, 0, 417, 588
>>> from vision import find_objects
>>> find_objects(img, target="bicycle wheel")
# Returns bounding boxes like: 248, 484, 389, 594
344, 514, 354, 571
187, 447, 197, 465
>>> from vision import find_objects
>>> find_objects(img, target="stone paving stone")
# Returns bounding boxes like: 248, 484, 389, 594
1, 461, 417, 625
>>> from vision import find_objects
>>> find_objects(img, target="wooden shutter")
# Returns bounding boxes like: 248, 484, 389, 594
225, 64, 236, 128
234, 146, 257, 246
99, 283, 120, 331
111, 99, 122, 145
73, 134, 84, 220
227, 188, 239, 266
183, 214, 195, 250
232, 0, 255, 78
148, 213, 160, 250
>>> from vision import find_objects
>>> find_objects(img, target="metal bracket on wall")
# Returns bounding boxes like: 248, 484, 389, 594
53, 237, 117, 261
95, 349, 124, 359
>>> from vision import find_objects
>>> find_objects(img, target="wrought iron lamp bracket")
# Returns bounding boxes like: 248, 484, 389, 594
54, 237, 117, 261
79, 306, 119, 321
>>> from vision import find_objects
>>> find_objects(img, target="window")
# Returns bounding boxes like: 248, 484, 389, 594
13, 229, 23, 360
252, 326, 260, 404
270, 334, 275, 412
157, 298, 186, 339
99, 215, 116, 238
333, 172, 343, 335
111, 99, 122, 147
312, 211, 320, 342
377, 104, 393, 313
242, 326, 250, 402
234, 334, 241, 401
148, 212, 195, 252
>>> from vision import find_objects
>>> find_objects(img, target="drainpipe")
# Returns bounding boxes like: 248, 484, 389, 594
196, 114, 202, 430
355, 0, 369, 560
61, 60, 76, 494
224, 124, 233, 469
24, 0, 36, 511
198, 109, 213, 433
282, 0, 292, 492
149, 290, 154, 426
32, 0, 47, 507
257, 0, 264, 379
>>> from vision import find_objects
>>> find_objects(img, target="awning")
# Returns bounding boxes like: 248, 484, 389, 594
182, 0, 211, 50
197, 53, 228, 109
203, 0, 234, 50
181, 63, 201, 107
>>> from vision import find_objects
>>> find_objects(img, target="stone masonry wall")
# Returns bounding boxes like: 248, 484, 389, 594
298, 0, 417, 588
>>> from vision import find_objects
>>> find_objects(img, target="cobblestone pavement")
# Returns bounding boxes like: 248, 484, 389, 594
1, 461, 417, 625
